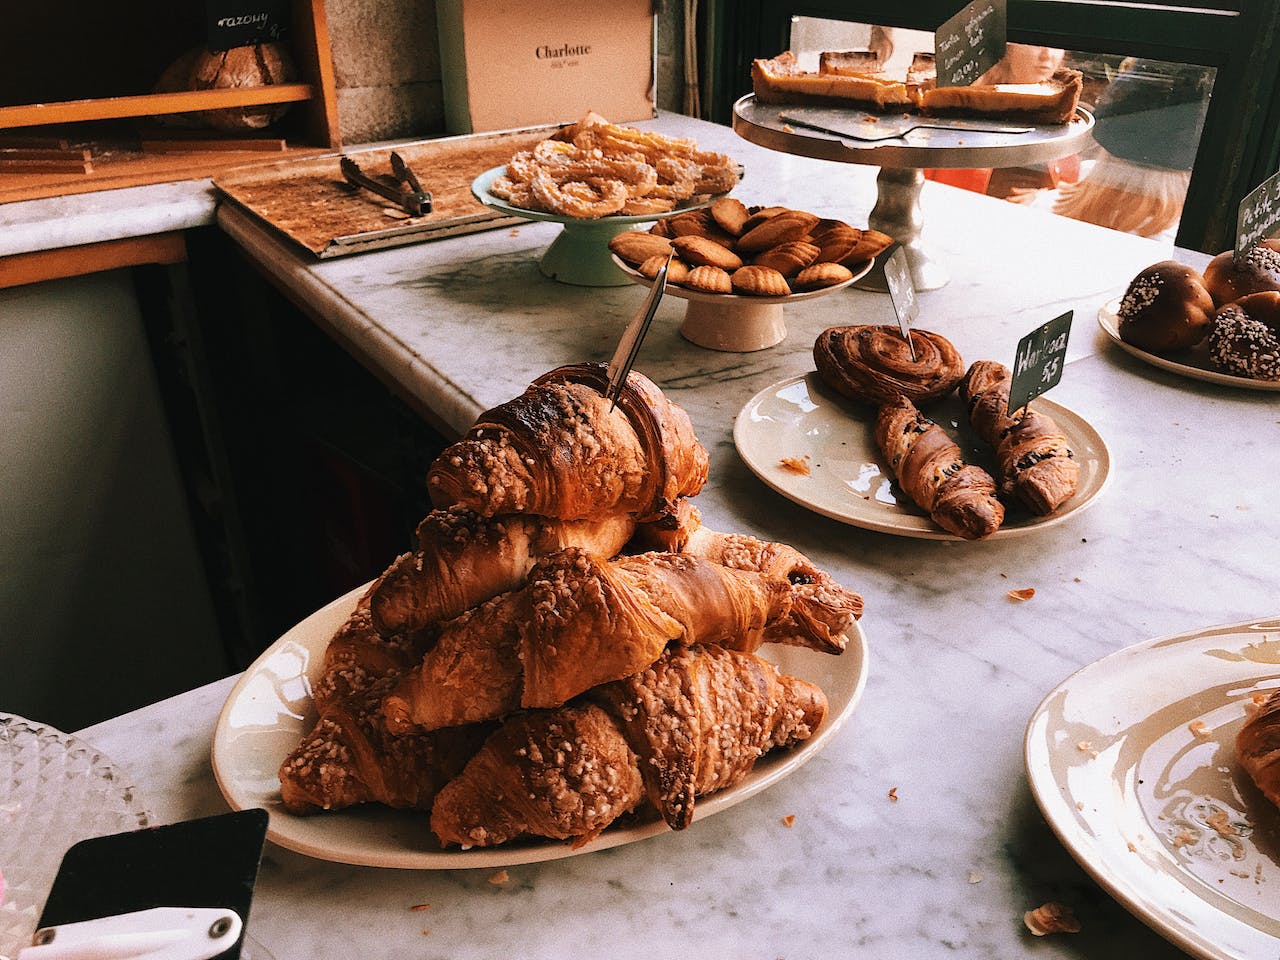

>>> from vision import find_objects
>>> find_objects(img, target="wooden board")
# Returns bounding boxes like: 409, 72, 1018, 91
213, 127, 556, 258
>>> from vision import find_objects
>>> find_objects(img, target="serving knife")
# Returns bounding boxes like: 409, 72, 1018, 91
778, 111, 1033, 143
604, 253, 672, 408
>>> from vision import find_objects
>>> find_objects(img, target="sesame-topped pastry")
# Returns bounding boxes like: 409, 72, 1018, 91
1206, 291, 1280, 380
1116, 260, 1215, 352
429, 643, 827, 847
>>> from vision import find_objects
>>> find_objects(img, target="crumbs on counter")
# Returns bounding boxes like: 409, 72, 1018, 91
1023, 901, 1081, 936
1007, 587, 1036, 601
488, 869, 510, 885
888, 786, 899, 802
781, 814, 796, 828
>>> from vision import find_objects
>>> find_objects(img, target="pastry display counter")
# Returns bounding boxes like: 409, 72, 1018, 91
51, 114, 1280, 959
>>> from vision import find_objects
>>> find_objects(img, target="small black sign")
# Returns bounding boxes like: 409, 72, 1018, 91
206, 0, 290, 51
1009, 310, 1072, 413
883, 245, 919, 344
935, 0, 1007, 88
1234, 169, 1280, 263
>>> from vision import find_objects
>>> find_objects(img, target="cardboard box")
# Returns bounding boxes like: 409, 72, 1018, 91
437, 0, 656, 134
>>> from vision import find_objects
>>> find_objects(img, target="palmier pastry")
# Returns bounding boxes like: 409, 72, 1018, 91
1206, 291, 1280, 380
1237, 688, 1280, 809
1203, 240, 1280, 307
1116, 260, 1215, 352
814, 324, 965, 407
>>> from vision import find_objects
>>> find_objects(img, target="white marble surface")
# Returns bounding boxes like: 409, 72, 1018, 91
63, 115, 1280, 959
0, 180, 219, 258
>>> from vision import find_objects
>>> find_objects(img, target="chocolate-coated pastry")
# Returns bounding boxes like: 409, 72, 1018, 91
1206, 291, 1280, 380
814, 325, 964, 407
1203, 240, 1280, 307
1116, 260, 1215, 352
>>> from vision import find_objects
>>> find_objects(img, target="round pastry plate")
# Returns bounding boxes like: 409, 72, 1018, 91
733, 372, 1109, 540
1098, 298, 1280, 391
472, 166, 738, 287
1024, 616, 1280, 960
211, 582, 868, 870
0, 715, 152, 957
613, 255, 873, 352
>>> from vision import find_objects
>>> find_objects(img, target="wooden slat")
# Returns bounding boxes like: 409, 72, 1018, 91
0, 84, 315, 130
0, 232, 186, 288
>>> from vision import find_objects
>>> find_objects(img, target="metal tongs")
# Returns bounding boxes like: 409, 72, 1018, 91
340, 151, 432, 216
604, 253, 673, 408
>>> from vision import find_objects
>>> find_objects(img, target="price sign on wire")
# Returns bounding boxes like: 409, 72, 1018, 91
1234, 169, 1280, 263
1009, 311, 1072, 414
883, 245, 920, 353
935, 0, 1007, 88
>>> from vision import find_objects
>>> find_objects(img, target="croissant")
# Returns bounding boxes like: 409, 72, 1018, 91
960, 360, 1079, 516
425, 363, 709, 523
382, 546, 814, 733
814, 324, 965, 407
875, 395, 1004, 540
429, 643, 828, 847
369, 507, 637, 638
1236, 689, 1280, 809
278, 580, 491, 814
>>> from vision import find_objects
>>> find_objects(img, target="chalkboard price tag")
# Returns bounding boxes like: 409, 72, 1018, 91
935, 0, 1007, 88
206, 0, 290, 50
883, 245, 919, 347
1234, 169, 1280, 263
1009, 310, 1072, 413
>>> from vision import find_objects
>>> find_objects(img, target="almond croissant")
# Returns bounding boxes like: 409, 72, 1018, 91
425, 363, 709, 523
381, 546, 817, 733
278, 579, 490, 814
875, 394, 1004, 540
429, 643, 827, 848
369, 507, 637, 639
960, 360, 1078, 516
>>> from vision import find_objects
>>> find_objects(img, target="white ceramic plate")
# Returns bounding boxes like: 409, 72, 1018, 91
1024, 617, 1280, 960
733, 372, 1109, 540
211, 583, 868, 870
1098, 298, 1280, 391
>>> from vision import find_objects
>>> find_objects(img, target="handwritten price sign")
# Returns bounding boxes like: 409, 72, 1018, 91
206, 0, 290, 50
1009, 311, 1072, 413
1235, 170, 1280, 262
935, 0, 1007, 88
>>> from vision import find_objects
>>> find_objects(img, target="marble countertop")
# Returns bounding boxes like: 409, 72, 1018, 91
61, 115, 1280, 959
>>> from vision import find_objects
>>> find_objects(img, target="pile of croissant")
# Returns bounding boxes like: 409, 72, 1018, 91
277, 362, 863, 849
813, 325, 1080, 540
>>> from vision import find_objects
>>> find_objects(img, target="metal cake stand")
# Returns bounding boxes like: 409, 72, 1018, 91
733, 94, 1094, 290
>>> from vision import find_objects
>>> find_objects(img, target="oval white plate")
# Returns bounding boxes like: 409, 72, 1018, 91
733, 372, 1109, 540
1024, 617, 1280, 960
1097, 298, 1280, 391
211, 583, 868, 869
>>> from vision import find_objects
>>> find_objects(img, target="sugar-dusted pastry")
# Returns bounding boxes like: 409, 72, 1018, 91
814, 324, 965, 407
874, 395, 1004, 540
960, 360, 1079, 515
429, 643, 828, 847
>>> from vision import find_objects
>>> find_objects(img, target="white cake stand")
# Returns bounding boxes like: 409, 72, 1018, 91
732, 95, 1094, 290
612, 255, 873, 352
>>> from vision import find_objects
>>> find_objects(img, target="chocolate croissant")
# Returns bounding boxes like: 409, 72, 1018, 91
960, 361, 1078, 516
278, 579, 490, 814
814, 324, 965, 407
875, 395, 1004, 540
429, 643, 828, 847
426, 363, 709, 523
1237, 689, 1280, 809
369, 507, 637, 639
381, 546, 839, 733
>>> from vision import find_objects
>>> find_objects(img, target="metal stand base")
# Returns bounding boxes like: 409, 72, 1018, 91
856, 167, 950, 292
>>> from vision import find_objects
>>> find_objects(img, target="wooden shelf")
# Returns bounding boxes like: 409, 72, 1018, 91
0, 0, 340, 204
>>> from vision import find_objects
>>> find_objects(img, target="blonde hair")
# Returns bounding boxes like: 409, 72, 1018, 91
1051, 151, 1190, 238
